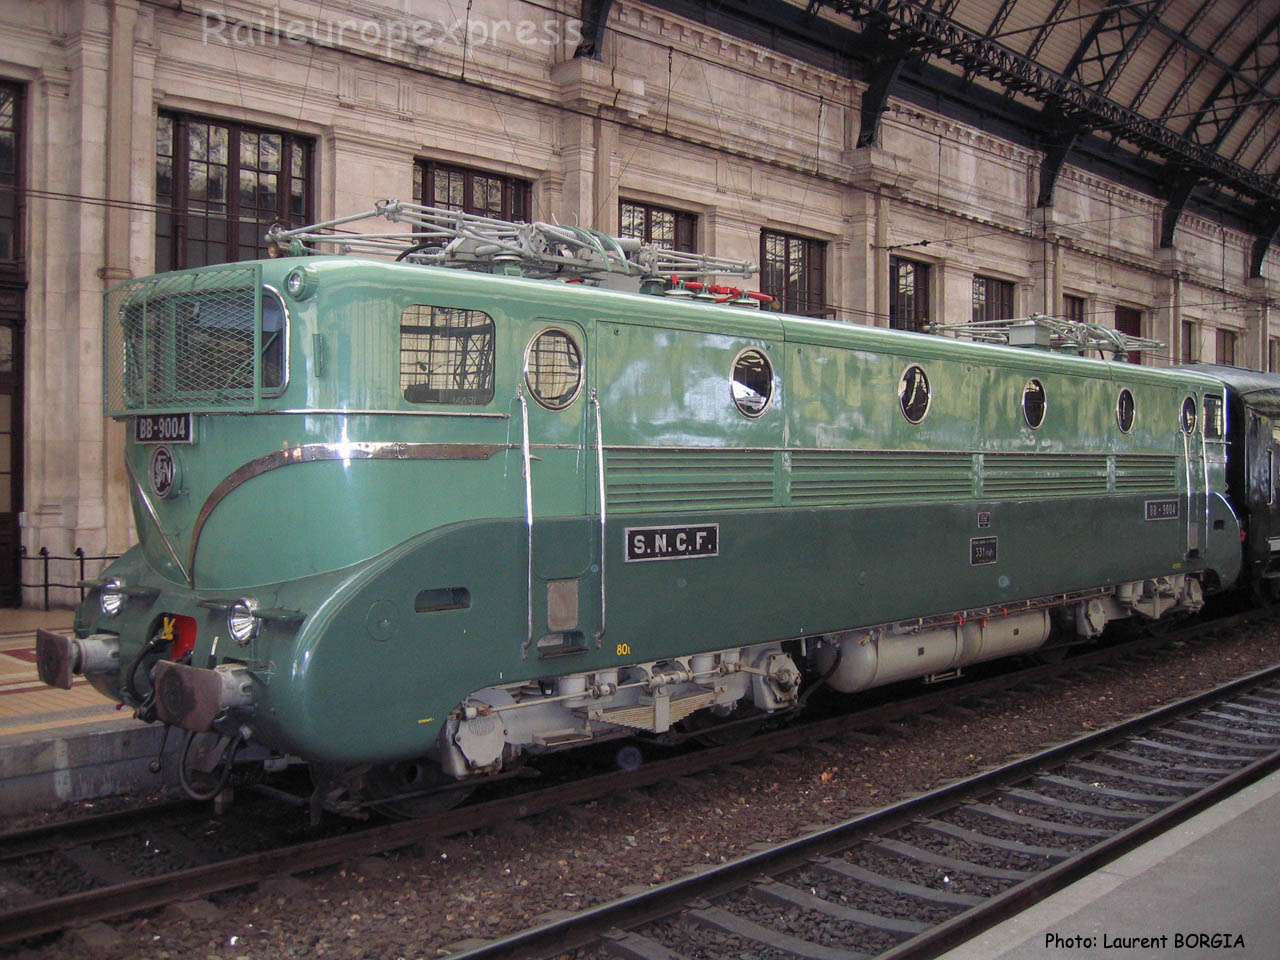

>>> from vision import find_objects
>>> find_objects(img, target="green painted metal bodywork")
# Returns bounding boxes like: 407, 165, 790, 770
85, 258, 1241, 765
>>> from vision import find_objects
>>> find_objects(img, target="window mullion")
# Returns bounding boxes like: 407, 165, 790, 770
173, 115, 189, 269
229, 125, 242, 262
278, 138, 291, 227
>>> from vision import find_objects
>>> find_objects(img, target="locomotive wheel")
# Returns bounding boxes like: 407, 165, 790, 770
360, 760, 475, 819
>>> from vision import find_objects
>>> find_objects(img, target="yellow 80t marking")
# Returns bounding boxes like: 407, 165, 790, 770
615, 643, 631, 657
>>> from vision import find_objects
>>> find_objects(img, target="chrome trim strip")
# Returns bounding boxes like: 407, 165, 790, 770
592, 388, 607, 644
125, 456, 193, 588
603, 444, 787, 453
138, 409, 511, 419
188, 441, 509, 576
519, 391, 534, 660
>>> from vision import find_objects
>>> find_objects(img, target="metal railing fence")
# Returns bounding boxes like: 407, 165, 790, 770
18, 547, 121, 610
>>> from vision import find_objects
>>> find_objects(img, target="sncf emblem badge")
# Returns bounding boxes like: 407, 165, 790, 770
149, 445, 179, 499
625, 524, 719, 562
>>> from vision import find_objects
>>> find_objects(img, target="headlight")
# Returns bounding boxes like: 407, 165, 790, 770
228, 597, 261, 646
284, 266, 316, 300
100, 578, 125, 617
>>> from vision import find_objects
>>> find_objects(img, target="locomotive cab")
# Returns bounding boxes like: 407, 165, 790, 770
1182, 364, 1280, 593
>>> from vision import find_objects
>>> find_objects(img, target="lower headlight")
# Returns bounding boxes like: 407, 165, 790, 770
100, 578, 125, 617
228, 597, 261, 646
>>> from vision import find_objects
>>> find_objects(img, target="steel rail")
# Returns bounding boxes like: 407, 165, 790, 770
0, 799, 197, 862
0, 609, 1271, 947
444, 661, 1280, 960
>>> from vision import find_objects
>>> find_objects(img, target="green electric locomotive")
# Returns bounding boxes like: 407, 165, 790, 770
37, 202, 1241, 814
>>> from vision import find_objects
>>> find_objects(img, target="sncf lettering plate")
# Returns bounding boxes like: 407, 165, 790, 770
625, 524, 719, 562
1145, 499, 1180, 521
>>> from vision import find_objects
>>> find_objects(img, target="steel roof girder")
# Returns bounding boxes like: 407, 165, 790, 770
1248, 124, 1280, 184
802, 0, 1280, 204
1025, 0, 1072, 62
1128, 0, 1217, 116
1231, 100, 1280, 166
964, 0, 1018, 87
1185, 12, 1280, 153
1154, 0, 1265, 123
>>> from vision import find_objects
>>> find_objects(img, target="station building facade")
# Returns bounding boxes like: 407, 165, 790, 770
1, 0, 1277, 605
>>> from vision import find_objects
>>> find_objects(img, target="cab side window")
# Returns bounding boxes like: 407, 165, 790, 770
400, 305, 495, 405
1204, 396, 1224, 440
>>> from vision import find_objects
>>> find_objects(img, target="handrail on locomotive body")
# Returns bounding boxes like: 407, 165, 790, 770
265, 199, 761, 293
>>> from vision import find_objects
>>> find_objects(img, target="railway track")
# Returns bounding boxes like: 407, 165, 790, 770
0, 610, 1271, 949
446, 664, 1280, 960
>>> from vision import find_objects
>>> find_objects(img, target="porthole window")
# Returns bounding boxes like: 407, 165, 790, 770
730, 348, 773, 418
524, 328, 583, 410
1116, 388, 1135, 433
898, 364, 931, 424
1022, 378, 1046, 429
1180, 396, 1197, 435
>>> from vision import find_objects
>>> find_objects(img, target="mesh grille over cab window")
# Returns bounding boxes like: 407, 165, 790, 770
108, 268, 285, 412
400, 305, 495, 404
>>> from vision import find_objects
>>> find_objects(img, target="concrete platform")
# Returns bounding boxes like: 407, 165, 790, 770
938, 767, 1280, 960
0, 608, 179, 815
